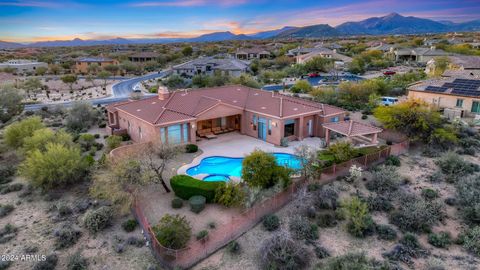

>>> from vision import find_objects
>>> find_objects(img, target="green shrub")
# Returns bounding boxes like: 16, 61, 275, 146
196, 230, 208, 240
121, 219, 138, 232
83, 206, 113, 234
376, 224, 397, 241
262, 214, 280, 231
189, 195, 206, 214
390, 194, 443, 233
289, 215, 318, 241
4, 116, 44, 148
317, 213, 337, 228
361, 114, 368, 120
214, 182, 245, 207
383, 233, 427, 266
53, 224, 82, 249
227, 240, 241, 254
436, 152, 478, 183
314, 186, 338, 210
462, 226, 480, 256
242, 150, 292, 188
0, 183, 23, 194
422, 188, 439, 200
428, 232, 451, 248
314, 245, 330, 259
185, 144, 198, 153
260, 231, 310, 270
106, 135, 122, 151
0, 204, 14, 217
0, 165, 15, 183
0, 223, 17, 244
170, 175, 222, 202
341, 197, 375, 238
321, 252, 388, 270
366, 195, 393, 212
366, 165, 401, 195
384, 155, 401, 166
455, 175, 480, 224
67, 252, 88, 270
33, 254, 58, 270
171, 198, 184, 209
325, 141, 357, 163
152, 214, 191, 250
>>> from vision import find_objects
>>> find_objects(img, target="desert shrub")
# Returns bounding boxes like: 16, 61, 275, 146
53, 224, 82, 249
289, 215, 318, 241
263, 214, 280, 231
428, 232, 451, 248
361, 114, 368, 120
65, 101, 98, 132
152, 214, 191, 250
422, 188, 439, 200
314, 245, 330, 259
242, 150, 292, 188
321, 252, 389, 270
383, 233, 427, 266
428, 170, 445, 183
0, 223, 17, 243
77, 133, 96, 152
4, 116, 44, 148
455, 175, 480, 224
0, 165, 15, 183
325, 141, 357, 163
105, 135, 122, 151
171, 197, 183, 209
390, 194, 443, 233
462, 226, 480, 256
67, 252, 88, 270
384, 155, 401, 167
0, 261, 11, 270
227, 240, 241, 254
314, 185, 338, 210
121, 219, 138, 232
436, 152, 478, 183
376, 224, 397, 241
340, 197, 375, 238
185, 144, 198, 153
366, 165, 401, 195
189, 195, 206, 214
33, 254, 58, 270
83, 206, 113, 234
444, 197, 456, 206
366, 195, 394, 212
260, 231, 310, 270
126, 236, 145, 247
57, 203, 72, 217
317, 212, 337, 228
196, 230, 208, 240
170, 175, 222, 202
0, 183, 23, 194
307, 183, 321, 192
214, 182, 246, 207
0, 204, 14, 217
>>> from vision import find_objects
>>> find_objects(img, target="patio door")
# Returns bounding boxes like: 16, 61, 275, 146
308, 119, 313, 137
258, 118, 267, 141
472, 101, 480, 114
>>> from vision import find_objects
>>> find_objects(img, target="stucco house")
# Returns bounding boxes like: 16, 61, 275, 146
394, 47, 450, 63
295, 47, 353, 69
75, 57, 119, 74
172, 57, 249, 78
235, 48, 271, 60
0, 59, 48, 74
106, 85, 382, 147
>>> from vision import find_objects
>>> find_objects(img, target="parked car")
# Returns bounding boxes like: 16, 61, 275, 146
383, 70, 396, 76
380, 96, 399, 106
308, 72, 319, 78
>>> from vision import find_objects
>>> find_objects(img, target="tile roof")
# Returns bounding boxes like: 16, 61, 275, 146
76, 57, 114, 62
323, 120, 382, 137
110, 85, 345, 125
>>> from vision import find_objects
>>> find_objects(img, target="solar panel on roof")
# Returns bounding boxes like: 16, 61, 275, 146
425, 86, 448, 93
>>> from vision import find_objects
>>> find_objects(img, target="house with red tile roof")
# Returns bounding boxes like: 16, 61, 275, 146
106, 85, 381, 146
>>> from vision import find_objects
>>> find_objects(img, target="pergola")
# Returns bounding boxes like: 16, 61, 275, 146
322, 120, 383, 146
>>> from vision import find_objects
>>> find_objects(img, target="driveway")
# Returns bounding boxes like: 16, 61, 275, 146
177, 132, 324, 175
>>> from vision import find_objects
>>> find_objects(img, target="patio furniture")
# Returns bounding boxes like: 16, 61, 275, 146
205, 133, 217, 139
212, 127, 223, 135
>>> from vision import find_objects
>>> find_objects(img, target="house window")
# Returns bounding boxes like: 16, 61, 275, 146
167, 125, 182, 144
456, 99, 464, 108
472, 101, 480, 114
268, 119, 272, 135
221, 117, 226, 127
331, 117, 339, 122
183, 124, 189, 142
252, 114, 257, 130
216, 118, 222, 127
284, 119, 295, 137
160, 127, 166, 143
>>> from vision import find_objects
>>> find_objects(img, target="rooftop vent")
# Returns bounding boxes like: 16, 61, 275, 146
293, 108, 298, 111
136, 109, 142, 112
233, 100, 237, 103
261, 106, 266, 109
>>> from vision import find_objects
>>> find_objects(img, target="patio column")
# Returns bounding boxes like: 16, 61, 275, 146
298, 117, 304, 140
371, 133, 378, 144
325, 129, 330, 146
190, 121, 197, 144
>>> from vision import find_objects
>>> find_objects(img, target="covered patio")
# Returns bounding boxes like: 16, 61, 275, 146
322, 120, 383, 147
195, 115, 241, 140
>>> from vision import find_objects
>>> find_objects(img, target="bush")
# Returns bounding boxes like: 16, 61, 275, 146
436, 152, 477, 183
4, 116, 44, 148
0, 183, 23, 194
462, 226, 480, 256
57, 203, 72, 217
170, 175, 222, 203
376, 224, 397, 241
317, 213, 337, 228
122, 219, 138, 232
321, 252, 388, 270
0, 204, 14, 217
366, 195, 393, 212
390, 194, 443, 233
314, 245, 330, 259
185, 144, 198, 153
263, 214, 280, 231
383, 233, 427, 266
152, 214, 191, 250
455, 175, 480, 224
260, 231, 310, 270
242, 150, 292, 188
53, 224, 82, 249
227, 240, 241, 254
366, 165, 401, 195
422, 188, 439, 200
33, 254, 58, 270
341, 197, 375, 238
67, 252, 88, 270
428, 232, 451, 248
384, 155, 401, 166
171, 198, 183, 209
106, 135, 122, 151
196, 230, 208, 240
361, 114, 368, 120
83, 206, 113, 234
214, 182, 246, 207
0, 223, 17, 244
325, 141, 357, 163
289, 215, 318, 241
189, 195, 206, 214
0, 165, 15, 183
314, 185, 338, 210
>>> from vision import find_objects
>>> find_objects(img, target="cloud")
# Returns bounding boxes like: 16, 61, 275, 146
131, 0, 248, 7
0, 0, 83, 8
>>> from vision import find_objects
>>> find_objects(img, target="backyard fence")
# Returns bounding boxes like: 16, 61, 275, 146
132, 140, 410, 269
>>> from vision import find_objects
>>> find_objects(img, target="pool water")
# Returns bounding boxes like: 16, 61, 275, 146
186, 153, 302, 181
262, 75, 363, 91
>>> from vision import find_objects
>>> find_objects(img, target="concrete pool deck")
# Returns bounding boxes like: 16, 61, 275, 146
177, 132, 324, 177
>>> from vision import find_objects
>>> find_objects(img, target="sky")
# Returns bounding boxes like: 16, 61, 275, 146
0, 0, 479, 43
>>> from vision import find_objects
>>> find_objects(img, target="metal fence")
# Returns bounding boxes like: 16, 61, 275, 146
132, 140, 409, 269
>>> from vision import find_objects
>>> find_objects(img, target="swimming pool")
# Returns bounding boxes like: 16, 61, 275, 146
186, 153, 302, 181
262, 75, 363, 91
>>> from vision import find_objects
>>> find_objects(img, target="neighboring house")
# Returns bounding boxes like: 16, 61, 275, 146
235, 48, 270, 60
172, 57, 249, 78
128, 52, 160, 62
106, 85, 382, 146
75, 57, 119, 74
368, 43, 396, 53
426, 55, 480, 78
295, 47, 353, 69
395, 47, 450, 63
407, 78, 480, 117
286, 47, 318, 57
0, 59, 48, 74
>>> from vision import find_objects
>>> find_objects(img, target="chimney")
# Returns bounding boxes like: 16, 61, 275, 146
158, 86, 170, 100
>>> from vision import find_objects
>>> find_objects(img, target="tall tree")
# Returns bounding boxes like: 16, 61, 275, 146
0, 85, 24, 123
141, 143, 179, 193
23, 78, 43, 98
61, 74, 78, 92
98, 71, 111, 89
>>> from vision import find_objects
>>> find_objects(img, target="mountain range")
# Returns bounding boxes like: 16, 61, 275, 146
1, 13, 479, 49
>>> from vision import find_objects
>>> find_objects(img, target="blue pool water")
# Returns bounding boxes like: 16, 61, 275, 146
186, 153, 302, 181
262, 75, 363, 91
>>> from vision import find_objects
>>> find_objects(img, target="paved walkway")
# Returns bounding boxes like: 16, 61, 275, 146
177, 132, 324, 175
